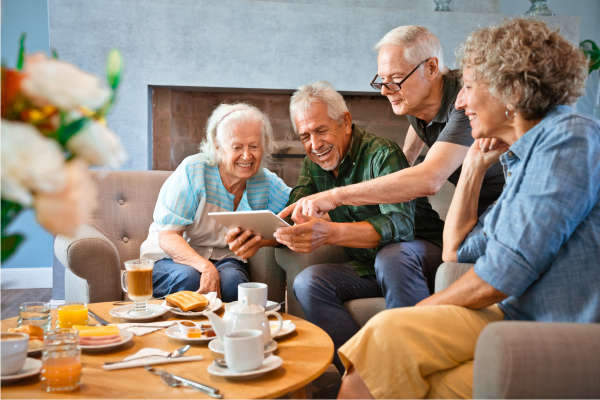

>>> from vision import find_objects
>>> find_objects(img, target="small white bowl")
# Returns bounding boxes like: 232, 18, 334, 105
177, 320, 199, 334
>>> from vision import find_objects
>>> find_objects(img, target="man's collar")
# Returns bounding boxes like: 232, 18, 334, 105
431, 71, 458, 124
342, 124, 364, 164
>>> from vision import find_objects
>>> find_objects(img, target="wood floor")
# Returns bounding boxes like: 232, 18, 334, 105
0, 288, 53, 319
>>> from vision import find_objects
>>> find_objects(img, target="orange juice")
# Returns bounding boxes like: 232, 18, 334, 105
41, 356, 82, 391
57, 303, 88, 328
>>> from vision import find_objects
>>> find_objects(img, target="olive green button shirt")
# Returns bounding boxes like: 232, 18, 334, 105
286, 125, 445, 276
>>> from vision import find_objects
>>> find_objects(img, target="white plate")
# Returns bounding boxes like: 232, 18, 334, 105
80, 329, 134, 351
226, 300, 281, 313
27, 347, 43, 355
207, 355, 282, 379
272, 322, 296, 339
209, 338, 277, 355
164, 324, 217, 343
1, 358, 43, 383
163, 298, 223, 317
109, 304, 170, 321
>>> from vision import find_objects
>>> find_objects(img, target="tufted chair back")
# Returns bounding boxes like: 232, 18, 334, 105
89, 170, 172, 270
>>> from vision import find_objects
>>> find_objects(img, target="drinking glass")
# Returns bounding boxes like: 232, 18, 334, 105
57, 303, 88, 328
18, 301, 52, 331
41, 328, 82, 392
121, 259, 155, 316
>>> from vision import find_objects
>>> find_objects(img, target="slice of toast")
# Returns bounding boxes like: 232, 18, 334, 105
165, 291, 209, 312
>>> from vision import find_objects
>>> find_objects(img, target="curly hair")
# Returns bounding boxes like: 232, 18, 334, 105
458, 18, 588, 120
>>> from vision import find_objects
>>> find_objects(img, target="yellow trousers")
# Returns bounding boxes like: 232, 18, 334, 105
338, 305, 504, 399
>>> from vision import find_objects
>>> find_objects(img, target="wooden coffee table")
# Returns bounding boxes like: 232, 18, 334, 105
1, 301, 334, 399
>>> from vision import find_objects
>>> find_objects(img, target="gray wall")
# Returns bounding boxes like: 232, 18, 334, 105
1, 0, 53, 271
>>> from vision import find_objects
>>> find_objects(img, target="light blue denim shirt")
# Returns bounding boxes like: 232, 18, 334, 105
457, 105, 600, 323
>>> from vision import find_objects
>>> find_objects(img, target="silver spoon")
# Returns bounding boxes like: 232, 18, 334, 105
104, 344, 190, 365
265, 301, 285, 312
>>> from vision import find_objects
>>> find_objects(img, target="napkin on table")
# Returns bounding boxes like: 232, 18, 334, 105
115, 321, 175, 336
102, 348, 203, 371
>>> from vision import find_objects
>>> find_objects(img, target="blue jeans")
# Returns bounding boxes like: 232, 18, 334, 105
152, 258, 250, 303
293, 238, 443, 373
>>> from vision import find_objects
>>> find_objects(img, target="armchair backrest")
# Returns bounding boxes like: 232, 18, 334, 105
89, 170, 172, 269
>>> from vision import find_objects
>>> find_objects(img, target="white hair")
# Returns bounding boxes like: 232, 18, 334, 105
199, 102, 276, 166
375, 25, 448, 74
289, 81, 348, 133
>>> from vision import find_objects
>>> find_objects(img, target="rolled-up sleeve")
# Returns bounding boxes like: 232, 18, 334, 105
153, 164, 199, 231
456, 204, 494, 263
366, 146, 416, 250
474, 116, 600, 297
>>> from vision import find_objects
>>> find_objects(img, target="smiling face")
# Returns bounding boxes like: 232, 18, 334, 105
377, 44, 432, 116
455, 67, 512, 140
216, 120, 263, 182
294, 102, 352, 175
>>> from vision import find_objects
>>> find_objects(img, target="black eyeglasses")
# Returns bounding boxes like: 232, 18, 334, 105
370, 58, 431, 92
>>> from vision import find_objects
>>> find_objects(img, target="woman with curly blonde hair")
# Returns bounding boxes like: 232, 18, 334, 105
337, 18, 600, 399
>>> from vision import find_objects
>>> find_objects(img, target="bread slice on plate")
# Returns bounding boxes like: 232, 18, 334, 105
166, 291, 209, 312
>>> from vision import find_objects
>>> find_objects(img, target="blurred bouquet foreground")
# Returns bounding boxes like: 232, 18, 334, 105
1, 38, 127, 262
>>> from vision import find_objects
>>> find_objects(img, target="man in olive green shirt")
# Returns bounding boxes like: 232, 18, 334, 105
273, 81, 444, 373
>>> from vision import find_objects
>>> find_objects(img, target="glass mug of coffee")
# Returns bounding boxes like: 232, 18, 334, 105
121, 259, 155, 317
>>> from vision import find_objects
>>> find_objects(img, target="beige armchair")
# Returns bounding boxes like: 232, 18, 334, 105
54, 170, 285, 304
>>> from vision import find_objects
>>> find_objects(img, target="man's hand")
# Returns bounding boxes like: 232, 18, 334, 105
197, 262, 221, 298
465, 138, 509, 171
273, 215, 333, 253
278, 190, 340, 223
225, 227, 263, 259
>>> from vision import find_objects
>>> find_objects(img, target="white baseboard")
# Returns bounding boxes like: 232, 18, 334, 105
0, 267, 53, 289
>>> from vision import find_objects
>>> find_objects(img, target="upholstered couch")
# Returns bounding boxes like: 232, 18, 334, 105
54, 170, 285, 304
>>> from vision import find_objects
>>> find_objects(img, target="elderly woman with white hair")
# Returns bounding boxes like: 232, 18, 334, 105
140, 103, 290, 301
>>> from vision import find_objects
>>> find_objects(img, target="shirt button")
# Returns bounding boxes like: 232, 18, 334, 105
508, 152, 514, 157
508, 172, 512, 177
353, 162, 355, 166
483, 232, 486, 237
122, 237, 129, 243
118, 199, 124, 205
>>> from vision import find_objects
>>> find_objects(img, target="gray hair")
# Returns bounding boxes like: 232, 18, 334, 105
199, 102, 276, 166
375, 25, 448, 74
289, 81, 348, 133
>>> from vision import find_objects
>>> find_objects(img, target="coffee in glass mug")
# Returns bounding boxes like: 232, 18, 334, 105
121, 259, 155, 316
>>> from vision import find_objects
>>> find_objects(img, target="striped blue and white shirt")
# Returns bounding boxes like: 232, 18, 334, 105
140, 154, 291, 262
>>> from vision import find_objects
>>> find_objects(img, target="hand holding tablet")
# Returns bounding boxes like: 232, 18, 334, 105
208, 210, 291, 240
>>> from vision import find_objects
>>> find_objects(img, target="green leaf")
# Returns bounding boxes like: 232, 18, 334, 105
1, 234, 24, 263
1, 199, 23, 232
580, 39, 600, 74
57, 117, 91, 146
51, 49, 59, 59
16, 33, 26, 70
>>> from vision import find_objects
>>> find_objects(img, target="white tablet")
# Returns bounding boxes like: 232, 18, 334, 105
208, 210, 290, 240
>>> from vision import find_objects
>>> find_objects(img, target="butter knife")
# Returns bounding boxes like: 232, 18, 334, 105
160, 369, 220, 394
88, 310, 110, 326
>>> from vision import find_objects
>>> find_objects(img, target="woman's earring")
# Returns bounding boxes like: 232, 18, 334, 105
505, 110, 516, 120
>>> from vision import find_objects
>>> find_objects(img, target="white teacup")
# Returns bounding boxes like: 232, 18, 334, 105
223, 330, 263, 373
238, 282, 268, 308
1, 332, 29, 376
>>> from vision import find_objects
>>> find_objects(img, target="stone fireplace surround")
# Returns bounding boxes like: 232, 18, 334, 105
49, 0, 579, 300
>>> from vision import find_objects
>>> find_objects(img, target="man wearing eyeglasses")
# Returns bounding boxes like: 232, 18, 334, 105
279, 25, 505, 225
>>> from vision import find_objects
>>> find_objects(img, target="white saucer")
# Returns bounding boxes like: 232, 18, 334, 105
163, 298, 223, 317
207, 355, 282, 379
80, 329, 134, 351
27, 347, 43, 356
109, 304, 169, 321
1, 358, 43, 383
209, 338, 277, 355
272, 322, 296, 339
165, 324, 217, 343
226, 300, 281, 312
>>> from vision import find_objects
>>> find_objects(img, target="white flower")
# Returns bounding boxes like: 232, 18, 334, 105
66, 121, 128, 168
34, 159, 97, 238
21, 53, 111, 110
1, 119, 66, 206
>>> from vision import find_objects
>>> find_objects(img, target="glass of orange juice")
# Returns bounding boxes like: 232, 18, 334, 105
41, 328, 82, 392
57, 303, 88, 328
